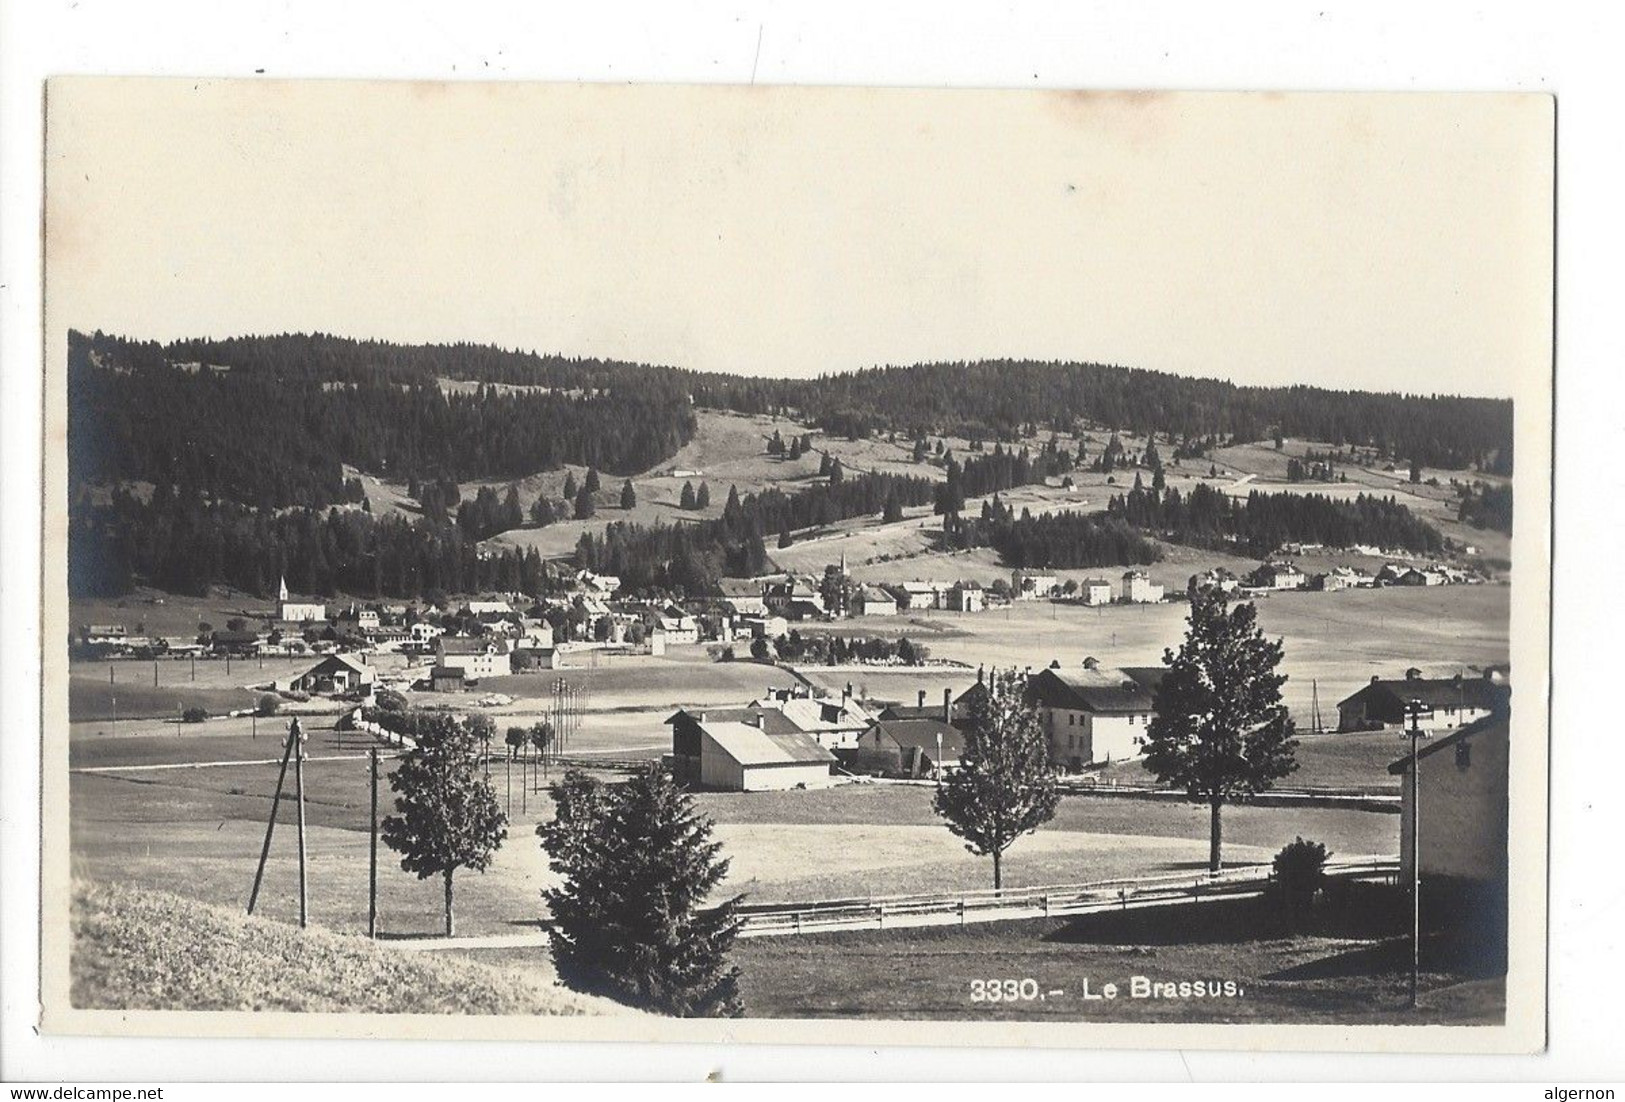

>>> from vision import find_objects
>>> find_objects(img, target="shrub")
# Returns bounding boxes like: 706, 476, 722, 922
1272, 836, 1331, 924
374, 688, 408, 712
181, 707, 208, 724
256, 694, 281, 717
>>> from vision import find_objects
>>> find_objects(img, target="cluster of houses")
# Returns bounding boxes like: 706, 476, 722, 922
666, 661, 1513, 791
1188, 558, 1486, 598
1012, 569, 1165, 605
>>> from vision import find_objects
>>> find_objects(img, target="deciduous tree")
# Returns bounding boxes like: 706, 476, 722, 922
932, 671, 1059, 890
381, 714, 508, 936
1143, 590, 1298, 871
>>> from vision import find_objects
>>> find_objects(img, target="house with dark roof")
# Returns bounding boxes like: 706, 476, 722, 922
846, 717, 965, 777
283, 652, 376, 695
1025, 660, 1165, 769
1337, 669, 1508, 733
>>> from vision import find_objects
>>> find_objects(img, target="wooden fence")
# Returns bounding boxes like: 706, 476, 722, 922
733, 857, 1399, 938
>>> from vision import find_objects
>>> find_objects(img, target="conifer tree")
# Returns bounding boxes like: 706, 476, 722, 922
680, 481, 697, 510
696, 482, 711, 509
562, 470, 578, 500
621, 479, 637, 510
1143, 590, 1298, 871
539, 766, 744, 1016
574, 485, 596, 520
932, 671, 1059, 890
584, 467, 601, 494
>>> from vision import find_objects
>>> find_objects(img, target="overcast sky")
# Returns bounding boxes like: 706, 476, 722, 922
45, 81, 1551, 398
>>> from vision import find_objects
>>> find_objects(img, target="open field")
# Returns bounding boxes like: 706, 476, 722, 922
70, 711, 1399, 947
481, 409, 951, 560
727, 890, 1503, 1023
72, 878, 627, 1015
68, 651, 415, 722
792, 582, 1509, 733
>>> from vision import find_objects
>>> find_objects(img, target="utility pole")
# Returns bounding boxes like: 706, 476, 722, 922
368, 748, 379, 939
1404, 697, 1431, 1010
293, 718, 309, 928
247, 719, 299, 915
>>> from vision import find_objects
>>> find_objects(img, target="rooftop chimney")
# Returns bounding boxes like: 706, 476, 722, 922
977, 664, 985, 685
1405, 667, 1422, 681
943, 687, 953, 724
1371, 675, 1381, 684
1083, 656, 1099, 670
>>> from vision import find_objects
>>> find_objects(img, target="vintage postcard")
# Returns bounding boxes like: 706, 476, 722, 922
39, 79, 1553, 1052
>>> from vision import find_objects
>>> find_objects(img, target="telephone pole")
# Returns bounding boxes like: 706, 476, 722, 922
1403, 697, 1431, 1009
368, 748, 379, 939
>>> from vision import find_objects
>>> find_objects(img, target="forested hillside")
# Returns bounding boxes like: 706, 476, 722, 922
66, 328, 1498, 598
69, 331, 697, 508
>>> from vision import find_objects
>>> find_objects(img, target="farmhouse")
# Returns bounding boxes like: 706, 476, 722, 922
210, 628, 263, 657
1337, 668, 1509, 733
846, 717, 965, 778
1026, 660, 1165, 770
276, 576, 327, 623
718, 578, 767, 616
734, 613, 789, 640
665, 708, 835, 791
1011, 570, 1060, 600
284, 653, 376, 696
335, 604, 380, 632
946, 581, 985, 612
1388, 711, 1509, 932
1250, 561, 1306, 590
81, 624, 129, 646
434, 635, 512, 679
886, 580, 940, 611
752, 685, 876, 750
764, 577, 824, 619
878, 687, 960, 724
1311, 566, 1365, 592
657, 605, 700, 645
1079, 578, 1114, 606
1188, 568, 1241, 597
1120, 570, 1164, 604
853, 585, 898, 617
428, 665, 466, 692
1397, 566, 1449, 587
574, 570, 621, 597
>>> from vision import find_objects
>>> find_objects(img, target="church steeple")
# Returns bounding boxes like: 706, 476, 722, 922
279, 575, 289, 601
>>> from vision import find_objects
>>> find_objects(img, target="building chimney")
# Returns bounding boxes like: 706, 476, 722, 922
1405, 667, 1422, 681
1371, 675, 1380, 684
977, 664, 985, 685
1083, 656, 1099, 670
943, 687, 953, 724
917, 689, 927, 709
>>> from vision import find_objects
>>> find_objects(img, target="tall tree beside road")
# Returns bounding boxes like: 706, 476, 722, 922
932, 671, 1059, 890
381, 714, 508, 936
1143, 590, 1299, 872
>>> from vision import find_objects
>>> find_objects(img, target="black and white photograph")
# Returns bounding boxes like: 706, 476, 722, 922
35, 78, 1552, 1053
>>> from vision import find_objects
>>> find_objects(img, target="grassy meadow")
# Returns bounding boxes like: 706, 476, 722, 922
71, 879, 628, 1015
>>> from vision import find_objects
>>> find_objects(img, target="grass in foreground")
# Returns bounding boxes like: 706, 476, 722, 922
70, 879, 632, 1015
730, 887, 1505, 1024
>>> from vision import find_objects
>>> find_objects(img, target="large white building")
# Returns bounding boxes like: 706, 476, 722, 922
1120, 570, 1164, 604
1026, 660, 1165, 770
434, 635, 511, 679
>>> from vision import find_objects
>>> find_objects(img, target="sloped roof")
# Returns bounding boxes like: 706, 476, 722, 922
770, 695, 875, 732
665, 706, 802, 736
1029, 666, 1161, 715
718, 578, 765, 598
1341, 676, 1508, 712
1387, 712, 1508, 774
873, 718, 965, 758
701, 721, 836, 766
438, 636, 502, 655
